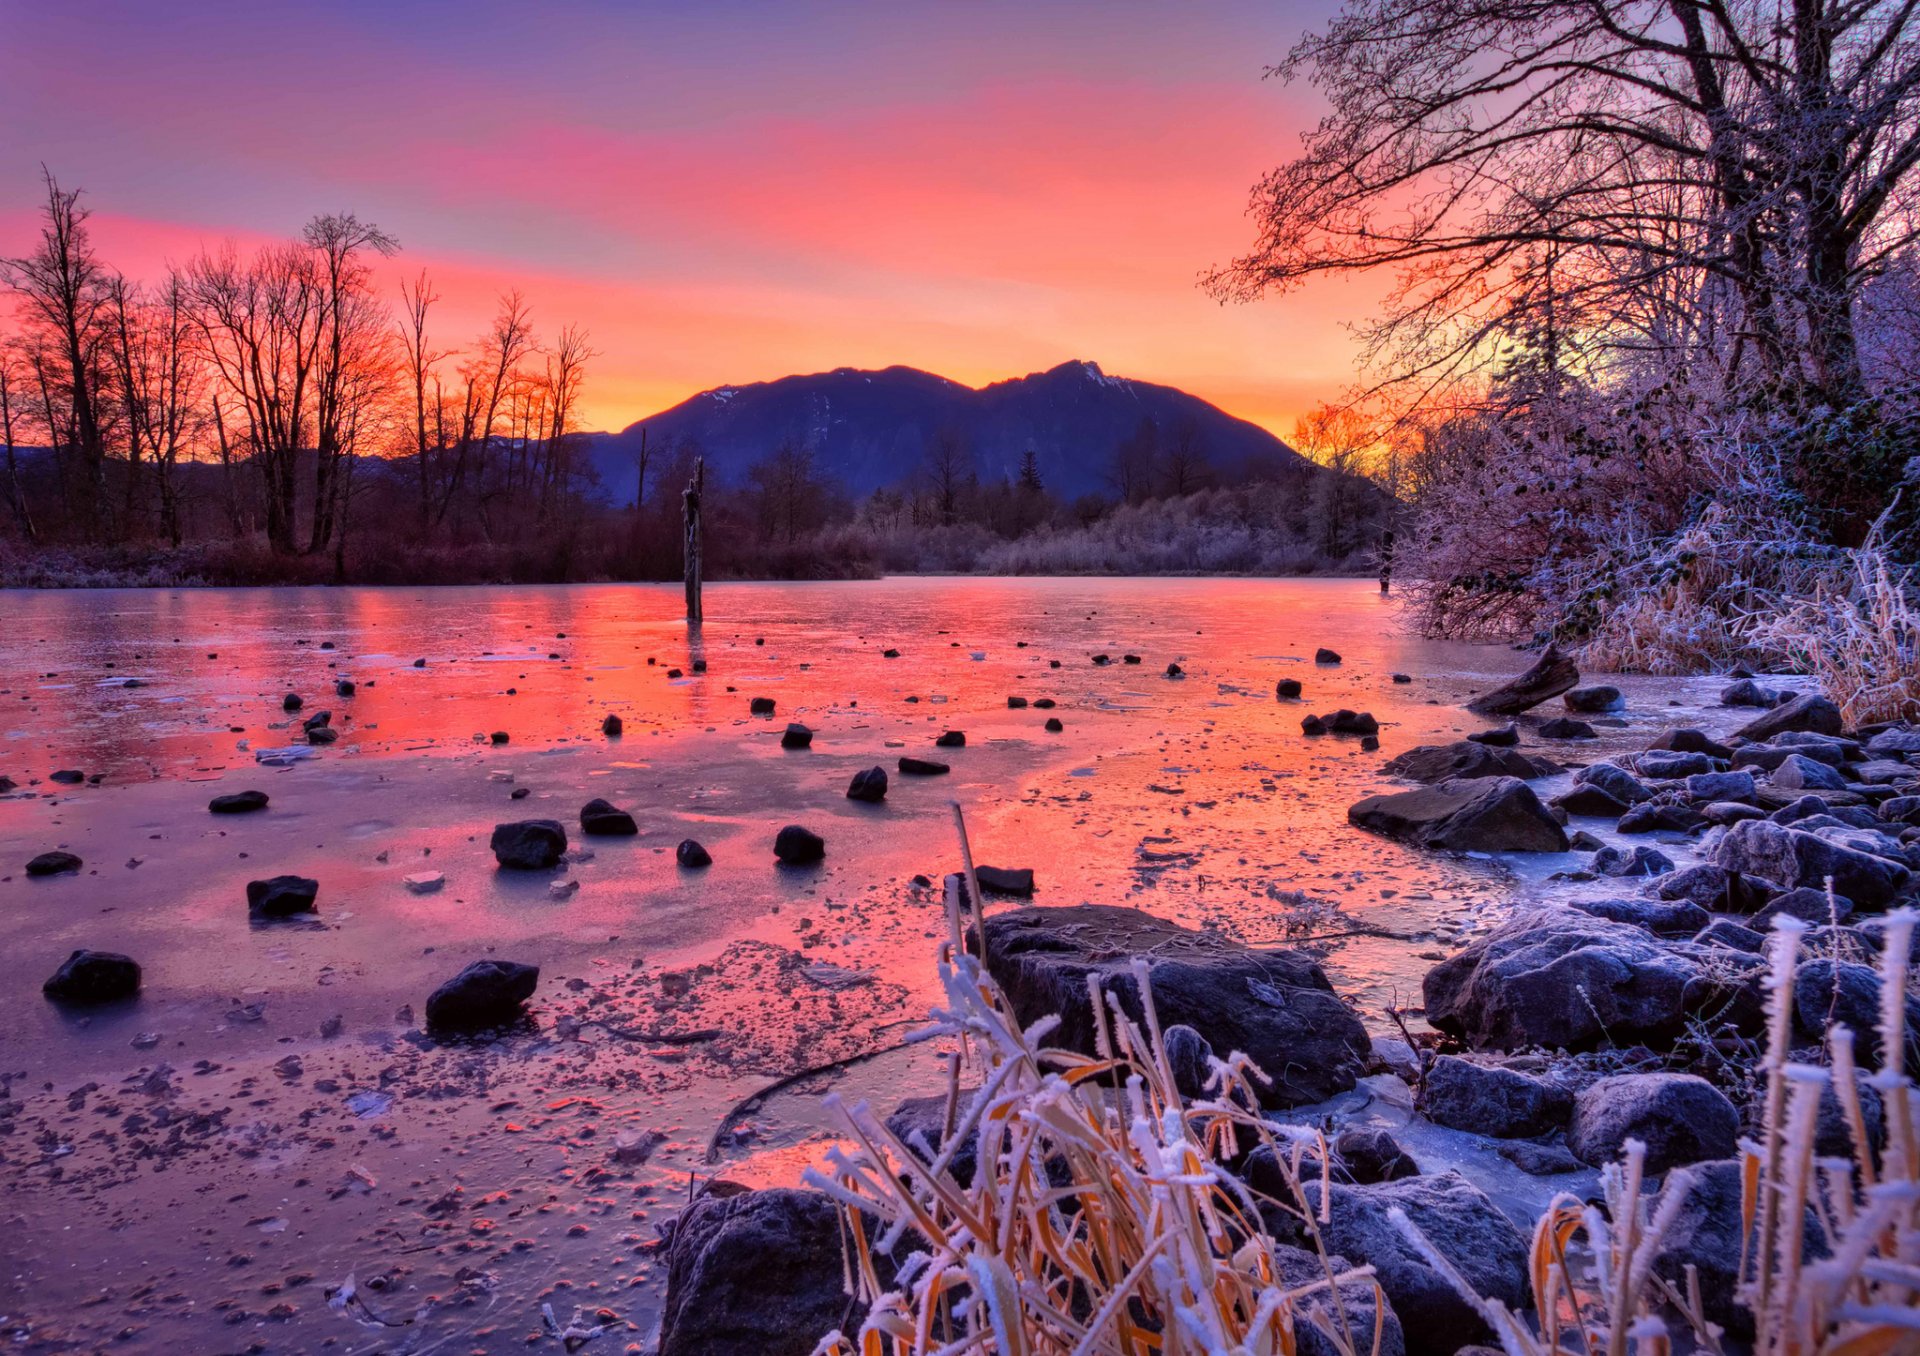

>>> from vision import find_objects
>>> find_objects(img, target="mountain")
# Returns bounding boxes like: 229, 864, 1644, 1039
583, 360, 1306, 504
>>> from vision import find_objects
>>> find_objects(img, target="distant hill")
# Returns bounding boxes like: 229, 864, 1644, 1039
584, 360, 1307, 504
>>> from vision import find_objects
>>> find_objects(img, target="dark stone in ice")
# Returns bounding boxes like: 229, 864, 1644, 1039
247, 874, 319, 917
677, 839, 712, 868
425, 959, 539, 1031
580, 798, 638, 836
774, 825, 825, 865
780, 723, 813, 749
1315, 648, 1342, 664
26, 850, 81, 876
491, 819, 568, 869
749, 697, 776, 715
899, 757, 949, 775
975, 865, 1034, 895
209, 790, 270, 814
846, 767, 888, 803
935, 730, 966, 748
43, 949, 140, 1004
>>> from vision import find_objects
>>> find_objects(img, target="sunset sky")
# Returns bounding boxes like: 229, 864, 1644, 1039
0, 0, 1370, 439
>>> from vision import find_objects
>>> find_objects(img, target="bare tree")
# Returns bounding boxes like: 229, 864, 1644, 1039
2, 170, 112, 539
305, 214, 398, 553
106, 270, 200, 545
0, 338, 36, 541
1210, 0, 1920, 538
1160, 419, 1211, 497
1108, 418, 1159, 505
922, 427, 972, 525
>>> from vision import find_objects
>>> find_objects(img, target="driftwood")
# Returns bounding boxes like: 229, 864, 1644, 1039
1466, 643, 1579, 716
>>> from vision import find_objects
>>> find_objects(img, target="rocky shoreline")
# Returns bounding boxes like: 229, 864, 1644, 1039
653, 668, 1920, 1355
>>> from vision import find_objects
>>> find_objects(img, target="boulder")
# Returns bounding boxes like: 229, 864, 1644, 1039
886, 1094, 981, 1187
1467, 644, 1579, 717
749, 697, 776, 715
981, 905, 1369, 1107
1332, 1127, 1422, 1184
1616, 802, 1707, 834
1567, 1073, 1739, 1172
780, 723, 813, 749
1348, 777, 1569, 853
1276, 678, 1303, 699
897, 757, 949, 775
1575, 762, 1653, 804
602, 713, 623, 736
676, 839, 712, 868
1650, 728, 1735, 759
209, 790, 270, 814
1538, 717, 1597, 740
1736, 742, 1845, 772
1751, 886, 1851, 927
1793, 960, 1920, 1070
1694, 919, 1767, 953
1422, 1056, 1571, 1137
1315, 648, 1342, 664
1686, 770, 1755, 802
42, 949, 141, 1004
658, 1187, 878, 1356
1313, 1172, 1530, 1356
1589, 844, 1674, 877
1709, 819, 1911, 908
1045, 717, 1064, 732
1701, 801, 1768, 825
1733, 692, 1843, 742
579, 799, 638, 836
1721, 677, 1779, 707
1570, 896, 1708, 937
1566, 684, 1623, 713
246, 874, 319, 918
424, 959, 539, 1031
1325, 709, 1379, 735
1668, 863, 1776, 917
974, 865, 1034, 896
1866, 727, 1920, 757
1636, 750, 1717, 780
1271, 1243, 1408, 1356
1383, 742, 1553, 783
1648, 1161, 1825, 1340
774, 824, 825, 865
1552, 784, 1630, 817
26, 850, 82, 877
935, 730, 966, 748
1423, 908, 1702, 1050
1302, 715, 1328, 736
845, 767, 888, 803
490, 819, 568, 869
1466, 724, 1519, 746
1772, 753, 1849, 792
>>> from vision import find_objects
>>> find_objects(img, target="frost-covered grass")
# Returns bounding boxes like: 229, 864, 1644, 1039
807, 816, 1920, 1354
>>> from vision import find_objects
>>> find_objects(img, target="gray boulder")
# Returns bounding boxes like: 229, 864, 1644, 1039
1709, 819, 1911, 908
659, 1188, 880, 1356
1382, 741, 1554, 783
1648, 1161, 1824, 1340
1687, 770, 1756, 802
1636, 750, 1716, 779
1589, 844, 1674, 877
1793, 959, 1920, 1071
1314, 1172, 1530, 1356
246, 874, 319, 918
1565, 684, 1623, 713
982, 905, 1370, 1107
1567, 1073, 1739, 1172
1422, 1056, 1571, 1137
1772, 753, 1849, 792
1272, 1244, 1408, 1356
1570, 896, 1709, 937
1866, 727, 1920, 757
1652, 863, 1774, 911
1423, 909, 1702, 1050
1574, 762, 1654, 805
1733, 692, 1844, 742
1348, 777, 1568, 853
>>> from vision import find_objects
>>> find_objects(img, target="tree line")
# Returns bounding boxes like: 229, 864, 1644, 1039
0, 171, 603, 580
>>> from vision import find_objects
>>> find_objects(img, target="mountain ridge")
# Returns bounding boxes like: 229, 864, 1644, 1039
584, 359, 1305, 505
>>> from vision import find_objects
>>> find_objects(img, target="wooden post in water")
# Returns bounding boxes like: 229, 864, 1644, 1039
683, 456, 705, 622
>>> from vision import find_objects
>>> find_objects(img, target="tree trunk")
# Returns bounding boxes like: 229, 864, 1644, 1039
683, 457, 704, 622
